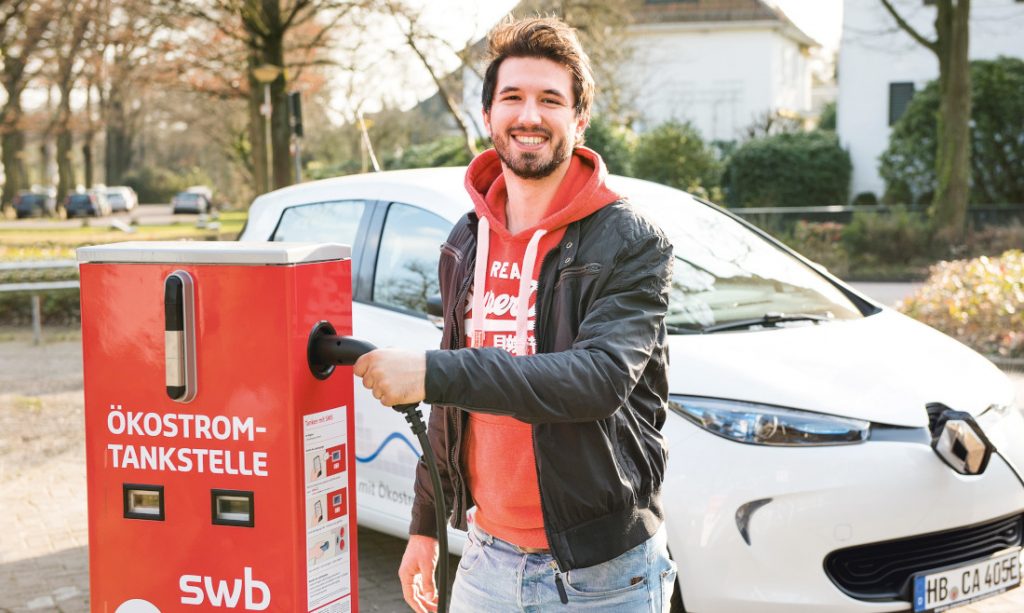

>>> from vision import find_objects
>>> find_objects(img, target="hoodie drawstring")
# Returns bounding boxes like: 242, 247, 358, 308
469, 217, 546, 357
515, 229, 547, 356
471, 216, 490, 349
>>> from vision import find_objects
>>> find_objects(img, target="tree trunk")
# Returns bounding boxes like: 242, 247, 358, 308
83, 142, 93, 188
1, 128, 27, 209
931, 0, 971, 243
104, 93, 133, 184
56, 128, 75, 206
247, 69, 269, 195
267, 40, 291, 191
243, 0, 291, 195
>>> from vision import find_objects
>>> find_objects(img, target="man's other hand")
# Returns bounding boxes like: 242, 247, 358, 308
353, 349, 427, 407
399, 534, 439, 612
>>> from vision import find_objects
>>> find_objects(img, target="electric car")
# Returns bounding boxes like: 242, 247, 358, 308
239, 167, 1024, 612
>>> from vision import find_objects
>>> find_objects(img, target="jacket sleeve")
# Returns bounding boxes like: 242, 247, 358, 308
423, 228, 673, 424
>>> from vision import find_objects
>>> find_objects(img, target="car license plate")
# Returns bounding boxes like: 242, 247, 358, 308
913, 548, 1021, 612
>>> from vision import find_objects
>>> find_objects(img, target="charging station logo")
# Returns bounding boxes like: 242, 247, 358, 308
179, 567, 271, 610
116, 600, 160, 613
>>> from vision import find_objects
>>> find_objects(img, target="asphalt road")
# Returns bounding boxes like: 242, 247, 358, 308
0, 204, 197, 230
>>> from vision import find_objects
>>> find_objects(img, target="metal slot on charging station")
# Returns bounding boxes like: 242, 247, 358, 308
123, 484, 165, 521
212, 490, 254, 527
165, 270, 197, 402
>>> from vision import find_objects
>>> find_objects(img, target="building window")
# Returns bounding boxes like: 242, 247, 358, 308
889, 82, 916, 126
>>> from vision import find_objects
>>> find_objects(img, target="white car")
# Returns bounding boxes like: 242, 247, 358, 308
106, 186, 138, 212
240, 167, 1024, 612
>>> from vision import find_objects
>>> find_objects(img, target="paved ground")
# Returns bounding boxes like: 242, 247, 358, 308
0, 205, 199, 231
1, 327, 1023, 613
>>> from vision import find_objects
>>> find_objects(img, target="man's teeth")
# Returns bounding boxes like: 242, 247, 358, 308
516, 136, 545, 145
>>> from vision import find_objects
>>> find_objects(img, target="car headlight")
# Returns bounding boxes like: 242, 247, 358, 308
668, 395, 870, 446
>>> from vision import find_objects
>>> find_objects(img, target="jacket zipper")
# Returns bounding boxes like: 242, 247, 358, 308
532, 246, 571, 570
550, 561, 570, 604
445, 252, 475, 527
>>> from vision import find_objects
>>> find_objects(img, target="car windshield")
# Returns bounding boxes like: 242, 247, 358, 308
624, 183, 863, 333
107, 193, 125, 204
69, 194, 92, 203
177, 193, 200, 202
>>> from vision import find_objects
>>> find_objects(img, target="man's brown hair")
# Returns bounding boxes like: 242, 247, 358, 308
481, 16, 595, 118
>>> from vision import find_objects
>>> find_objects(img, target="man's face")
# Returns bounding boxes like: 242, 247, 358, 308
483, 56, 588, 180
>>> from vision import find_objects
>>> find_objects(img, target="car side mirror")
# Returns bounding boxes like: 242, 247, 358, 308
426, 295, 443, 318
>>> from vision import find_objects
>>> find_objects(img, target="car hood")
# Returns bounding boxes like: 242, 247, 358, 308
667, 309, 1014, 428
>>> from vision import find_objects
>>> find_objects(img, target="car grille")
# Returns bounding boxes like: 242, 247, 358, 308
824, 513, 1023, 601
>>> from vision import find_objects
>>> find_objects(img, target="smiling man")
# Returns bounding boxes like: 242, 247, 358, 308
354, 16, 676, 612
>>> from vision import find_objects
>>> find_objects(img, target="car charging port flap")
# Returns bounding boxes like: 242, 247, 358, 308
165, 270, 197, 402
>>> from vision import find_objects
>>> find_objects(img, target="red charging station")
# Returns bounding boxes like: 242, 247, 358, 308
78, 241, 358, 613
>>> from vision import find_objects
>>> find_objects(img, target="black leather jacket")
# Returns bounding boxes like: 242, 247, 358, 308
411, 200, 673, 571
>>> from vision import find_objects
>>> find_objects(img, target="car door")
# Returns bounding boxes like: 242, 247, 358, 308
351, 201, 452, 536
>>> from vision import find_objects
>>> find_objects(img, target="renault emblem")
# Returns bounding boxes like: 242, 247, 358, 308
927, 404, 994, 475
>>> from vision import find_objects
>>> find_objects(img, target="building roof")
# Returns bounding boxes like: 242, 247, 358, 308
633, 0, 818, 47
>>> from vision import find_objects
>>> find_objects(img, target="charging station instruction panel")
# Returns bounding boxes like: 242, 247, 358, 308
304, 406, 352, 612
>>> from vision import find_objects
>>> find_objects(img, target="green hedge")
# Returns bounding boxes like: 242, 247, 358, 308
631, 121, 722, 194
725, 131, 851, 207
881, 57, 1024, 205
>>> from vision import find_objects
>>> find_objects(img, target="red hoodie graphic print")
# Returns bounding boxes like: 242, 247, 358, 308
461, 147, 619, 548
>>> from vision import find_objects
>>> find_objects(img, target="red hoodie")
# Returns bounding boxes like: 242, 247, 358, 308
461, 147, 620, 548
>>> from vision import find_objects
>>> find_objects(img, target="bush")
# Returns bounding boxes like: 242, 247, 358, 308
122, 166, 213, 205
631, 121, 722, 194
881, 57, 1024, 205
0, 289, 81, 326
781, 221, 849, 277
584, 116, 635, 176
899, 250, 1024, 358
842, 206, 933, 269
724, 131, 851, 207
387, 136, 477, 170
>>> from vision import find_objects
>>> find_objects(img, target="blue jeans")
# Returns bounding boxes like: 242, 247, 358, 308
450, 523, 677, 612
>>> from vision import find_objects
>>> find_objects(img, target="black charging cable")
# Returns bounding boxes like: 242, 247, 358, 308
308, 321, 449, 612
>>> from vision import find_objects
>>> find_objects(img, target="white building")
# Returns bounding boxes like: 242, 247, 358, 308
838, 0, 1024, 201
462, 0, 821, 144
624, 0, 819, 141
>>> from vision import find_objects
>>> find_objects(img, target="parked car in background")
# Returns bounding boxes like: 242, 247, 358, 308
13, 190, 58, 218
239, 167, 1024, 613
171, 188, 211, 214
65, 191, 111, 217
106, 186, 138, 212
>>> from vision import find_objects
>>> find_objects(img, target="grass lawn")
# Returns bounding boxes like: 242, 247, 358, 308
0, 211, 248, 261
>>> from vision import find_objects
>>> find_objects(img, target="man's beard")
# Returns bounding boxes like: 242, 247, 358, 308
492, 127, 573, 180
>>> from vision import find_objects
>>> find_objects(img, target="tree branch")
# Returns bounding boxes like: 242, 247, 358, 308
879, 0, 938, 54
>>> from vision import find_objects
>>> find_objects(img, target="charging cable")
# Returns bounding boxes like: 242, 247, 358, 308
308, 321, 449, 612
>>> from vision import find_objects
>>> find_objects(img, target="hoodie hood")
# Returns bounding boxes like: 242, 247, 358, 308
464, 146, 620, 239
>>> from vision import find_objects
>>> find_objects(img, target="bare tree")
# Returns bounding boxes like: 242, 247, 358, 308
378, 0, 480, 159
174, 0, 361, 195
91, 0, 176, 185
48, 0, 96, 205
517, 0, 640, 122
880, 0, 971, 242
0, 0, 55, 209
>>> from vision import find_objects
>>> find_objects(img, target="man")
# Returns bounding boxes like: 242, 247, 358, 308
355, 16, 675, 612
